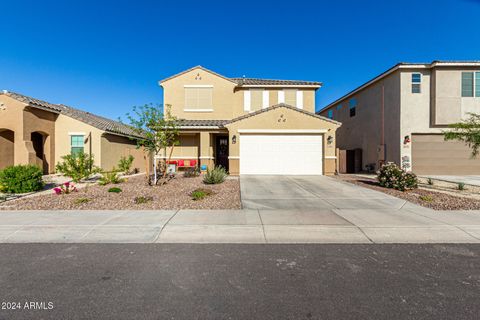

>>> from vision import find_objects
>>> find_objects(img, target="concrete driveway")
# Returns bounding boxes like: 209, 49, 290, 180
240, 175, 409, 210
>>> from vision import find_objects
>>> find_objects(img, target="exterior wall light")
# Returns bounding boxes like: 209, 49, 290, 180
232, 135, 237, 144
327, 135, 334, 145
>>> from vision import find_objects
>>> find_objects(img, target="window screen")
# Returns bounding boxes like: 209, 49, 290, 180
412, 73, 421, 93
185, 87, 213, 109
250, 89, 263, 111
71, 135, 84, 156
284, 89, 297, 107
462, 72, 474, 97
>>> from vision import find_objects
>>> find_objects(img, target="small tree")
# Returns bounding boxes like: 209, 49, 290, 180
56, 152, 101, 182
126, 104, 179, 185
444, 113, 480, 158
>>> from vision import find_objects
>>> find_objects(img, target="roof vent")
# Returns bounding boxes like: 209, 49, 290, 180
242, 75, 246, 83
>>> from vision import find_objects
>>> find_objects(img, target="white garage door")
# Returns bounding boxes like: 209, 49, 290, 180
239, 134, 323, 175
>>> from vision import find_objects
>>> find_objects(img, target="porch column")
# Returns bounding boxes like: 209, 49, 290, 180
199, 132, 214, 169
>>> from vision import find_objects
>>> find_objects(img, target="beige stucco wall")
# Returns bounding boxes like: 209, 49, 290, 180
432, 67, 480, 126
225, 106, 340, 175
161, 67, 239, 120
100, 134, 147, 172
161, 67, 318, 120
321, 71, 401, 171
399, 67, 480, 172
0, 95, 57, 173
54, 114, 104, 168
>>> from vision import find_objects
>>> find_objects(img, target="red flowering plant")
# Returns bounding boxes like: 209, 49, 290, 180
53, 182, 77, 195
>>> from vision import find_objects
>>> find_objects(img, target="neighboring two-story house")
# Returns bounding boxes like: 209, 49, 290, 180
318, 61, 480, 175
159, 66, 340, 175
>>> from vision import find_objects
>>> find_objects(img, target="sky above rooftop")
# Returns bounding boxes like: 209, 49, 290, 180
0, 0, 479, 118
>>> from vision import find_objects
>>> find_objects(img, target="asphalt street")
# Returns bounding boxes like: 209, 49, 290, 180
0, 244, 479, 320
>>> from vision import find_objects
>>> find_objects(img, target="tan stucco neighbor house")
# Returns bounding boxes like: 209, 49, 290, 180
159, 66, 340, 175
0, 91, 147, 174
318, 61, 480, 175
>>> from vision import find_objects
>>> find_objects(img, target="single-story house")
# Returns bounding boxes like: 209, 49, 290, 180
0, 90, 148, 174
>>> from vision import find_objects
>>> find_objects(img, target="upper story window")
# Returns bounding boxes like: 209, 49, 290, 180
464, 72, 480, 97
250, 89, 263, 111
412, 73, 421, 93
284, 89, 297, 106
336, 104, 342, 111
71, 135, 84, 156
327, 109, 333, 119
349, 98, 357, 117
477, 72, 480, 97
184, 86, 213, 111
461, 72, 474, 97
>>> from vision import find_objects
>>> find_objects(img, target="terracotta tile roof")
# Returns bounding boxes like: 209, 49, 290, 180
158, 65, 321, 87
227, 103, 341, 126
1, 91, 143, 138
230, 78, 322, 86
175, 119, 230, 127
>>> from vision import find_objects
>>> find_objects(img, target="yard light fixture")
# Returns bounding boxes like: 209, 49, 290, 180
232, 135, 237, 144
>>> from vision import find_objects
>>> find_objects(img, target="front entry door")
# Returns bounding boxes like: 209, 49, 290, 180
215, 136, 229, 171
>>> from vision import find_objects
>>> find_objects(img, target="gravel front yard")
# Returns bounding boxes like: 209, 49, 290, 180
0, 175, 241, 210
336, 174, 480, 210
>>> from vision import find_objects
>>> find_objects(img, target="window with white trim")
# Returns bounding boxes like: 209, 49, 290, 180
284, 89, 297, 106
184, 87, 213, 110
411, 73, 421, 93
71, 135, 84, 156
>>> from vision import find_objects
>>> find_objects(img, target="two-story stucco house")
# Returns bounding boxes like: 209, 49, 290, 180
159, 66, 341, 175
318, 61, 480, 175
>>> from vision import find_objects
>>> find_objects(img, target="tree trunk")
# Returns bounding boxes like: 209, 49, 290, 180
161, 145, 175, 183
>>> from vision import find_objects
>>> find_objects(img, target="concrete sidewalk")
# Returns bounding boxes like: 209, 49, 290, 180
1, 208, 480, 243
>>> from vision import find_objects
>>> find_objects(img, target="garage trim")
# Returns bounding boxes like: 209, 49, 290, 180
238, 129, 328, 134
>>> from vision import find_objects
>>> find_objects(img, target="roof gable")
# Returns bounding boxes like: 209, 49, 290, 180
227, 103, 341, 126
158, 65, 238, 85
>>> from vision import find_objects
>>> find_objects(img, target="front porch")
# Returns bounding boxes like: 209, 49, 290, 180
162, 129, 231, 173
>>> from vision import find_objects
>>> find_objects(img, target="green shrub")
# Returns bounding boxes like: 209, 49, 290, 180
134, 196, 153, 204
56, 152, 101, 182
0, 165, 44, 193
184, 167, 200, 178
118, 155, 135, 174
419, 195, 433, 202
191, 188, 212, 201
377, 162, 418, 191
108, 187, 122, 193
203, 166, 228, 185
99, 169, 125, 186
458, 182, 465, 191
74, 197, 90, 204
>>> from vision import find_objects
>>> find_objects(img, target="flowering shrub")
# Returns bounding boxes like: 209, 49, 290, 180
53, 182, 77, 195
377, 162, 418, 191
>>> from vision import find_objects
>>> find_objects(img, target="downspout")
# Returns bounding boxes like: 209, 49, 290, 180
380, 84, 385, 168
88, 131, 92, 171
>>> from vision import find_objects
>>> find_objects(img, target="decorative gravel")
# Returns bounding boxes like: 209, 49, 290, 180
0, 175, 241, 210
336, 174, 480, 211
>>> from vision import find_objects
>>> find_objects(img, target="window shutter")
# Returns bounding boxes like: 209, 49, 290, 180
296, 90, 303, 109
262, 90, 269, 109
244, 91, 251, 111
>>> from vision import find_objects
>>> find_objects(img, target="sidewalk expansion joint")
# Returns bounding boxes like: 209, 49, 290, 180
256, 209, 268, 244
152, 209, 180, 243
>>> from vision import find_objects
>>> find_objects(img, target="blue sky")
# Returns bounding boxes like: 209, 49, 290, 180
0, 0, 479, 118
